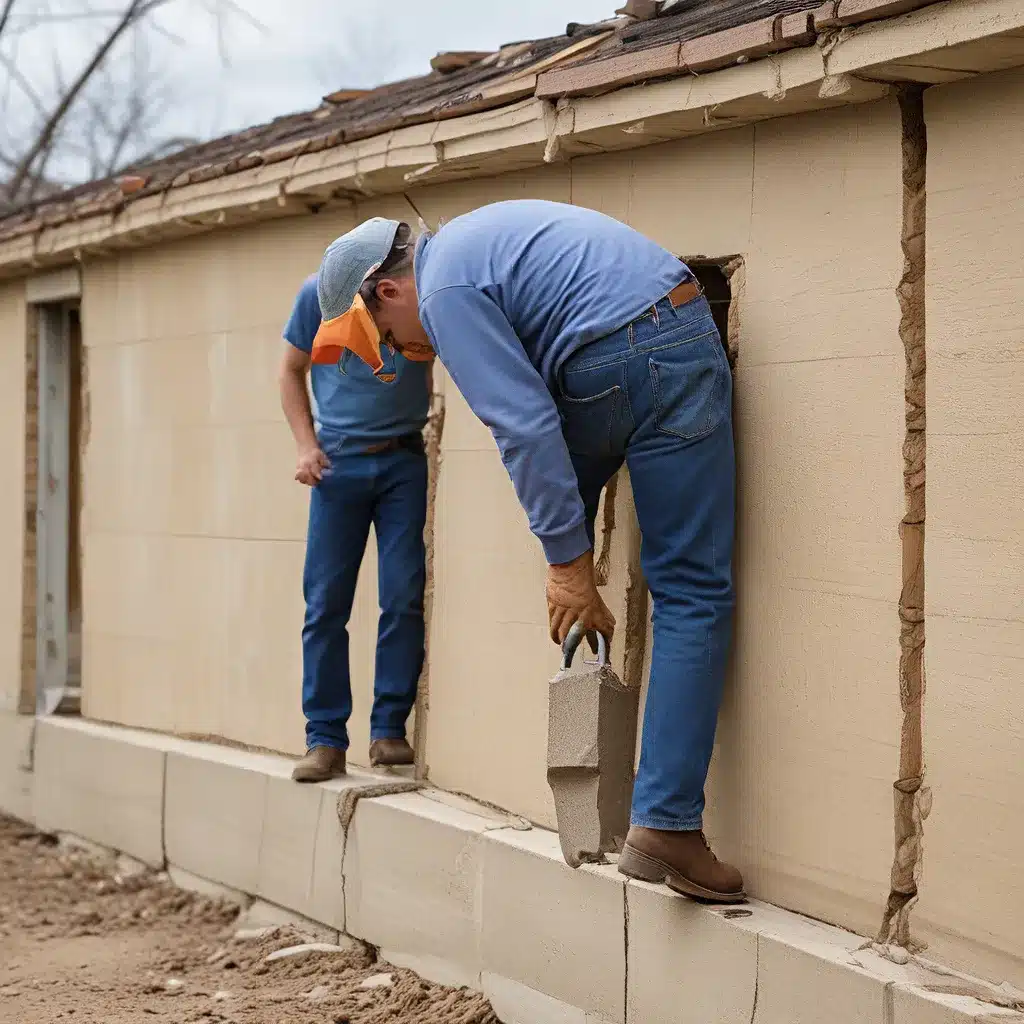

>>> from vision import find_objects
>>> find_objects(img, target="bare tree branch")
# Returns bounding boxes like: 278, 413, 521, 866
0, 0, 17, 42
0, 0, 263, 212
6, 0, 173, 199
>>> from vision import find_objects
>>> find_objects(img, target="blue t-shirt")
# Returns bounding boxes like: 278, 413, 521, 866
283, 274, 430, 449
415, 199, 687, 565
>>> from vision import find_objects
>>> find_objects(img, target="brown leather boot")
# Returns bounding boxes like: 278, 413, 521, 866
618, 826, 746, 903
291, 746, 347, 783
369, 737, 414, 767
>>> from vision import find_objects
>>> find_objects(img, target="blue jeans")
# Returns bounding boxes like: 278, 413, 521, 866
302, 444, 427, 751
557, 291, 736, 831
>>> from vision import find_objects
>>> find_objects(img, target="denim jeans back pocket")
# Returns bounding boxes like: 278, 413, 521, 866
558, 385, 623, 457
649, 334, 730, 442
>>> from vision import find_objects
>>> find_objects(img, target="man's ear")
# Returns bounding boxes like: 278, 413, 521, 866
376, 278, 403, 302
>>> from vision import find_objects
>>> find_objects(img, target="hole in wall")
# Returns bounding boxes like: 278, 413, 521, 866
689, 262, 731, 353
685, 255, 742, 369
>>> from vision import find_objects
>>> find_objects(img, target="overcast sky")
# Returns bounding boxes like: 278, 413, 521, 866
202, 0, 617, 131
1, 0, 616, 183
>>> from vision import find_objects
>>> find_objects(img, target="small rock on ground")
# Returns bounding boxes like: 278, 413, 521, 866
264, 942, 354, 963
360, 972, 395, 989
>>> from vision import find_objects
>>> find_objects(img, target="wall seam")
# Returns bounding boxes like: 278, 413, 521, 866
877, 84, 930, 954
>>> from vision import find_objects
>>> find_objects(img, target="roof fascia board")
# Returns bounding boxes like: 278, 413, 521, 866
2, 0, 1024, 278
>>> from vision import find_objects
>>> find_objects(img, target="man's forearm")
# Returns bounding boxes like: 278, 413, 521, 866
280, 368, 318, 450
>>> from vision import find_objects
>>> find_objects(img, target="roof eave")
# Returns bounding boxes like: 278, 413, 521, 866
2, 0, 1024, 280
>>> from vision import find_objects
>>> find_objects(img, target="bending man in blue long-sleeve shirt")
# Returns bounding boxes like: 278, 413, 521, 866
310, 200, 743, 902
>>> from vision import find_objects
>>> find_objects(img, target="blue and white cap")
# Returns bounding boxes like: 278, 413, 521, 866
315, 216, 400, 322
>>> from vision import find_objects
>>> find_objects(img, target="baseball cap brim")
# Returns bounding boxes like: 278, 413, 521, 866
311, 294, 383, 370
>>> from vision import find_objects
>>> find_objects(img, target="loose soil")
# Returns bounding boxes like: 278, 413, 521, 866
0, 814, 499, 1024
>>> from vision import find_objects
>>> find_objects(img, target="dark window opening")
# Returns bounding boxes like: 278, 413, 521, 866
687, 259, 735, 363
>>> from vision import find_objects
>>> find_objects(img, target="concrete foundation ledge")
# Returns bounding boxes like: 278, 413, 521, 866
1, 712, 1021, 1024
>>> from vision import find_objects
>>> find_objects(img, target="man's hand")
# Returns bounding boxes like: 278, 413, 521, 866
295, 444, 330, 486
546, 549, 616, 647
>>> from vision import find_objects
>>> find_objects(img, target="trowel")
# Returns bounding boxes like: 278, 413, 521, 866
547, 622, 639, 868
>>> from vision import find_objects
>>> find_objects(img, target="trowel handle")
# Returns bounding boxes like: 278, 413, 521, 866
561, 621, 609, 671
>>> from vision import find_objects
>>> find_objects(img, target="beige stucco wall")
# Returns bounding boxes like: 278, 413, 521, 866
916, 67, 1024, 988
572, 103, 905, 938
80, 212, 365, 753
0, 281, 26, 713
71, 97, 928, 951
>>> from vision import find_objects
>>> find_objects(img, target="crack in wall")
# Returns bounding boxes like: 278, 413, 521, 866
595, 472, 619, 587
622, 882, 630, 1024
413, 391, 446, 781
878, 84, 929, 953
336, 780, 424, 921
159, 752, 168, 870
749, 934, 760, 1024
623, 559, 649, 692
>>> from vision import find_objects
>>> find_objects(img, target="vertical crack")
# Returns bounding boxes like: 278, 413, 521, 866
159, 752, 168, 869
622, 882, 630, 1024
594, 472, 619, 587
749, 934, 760, 1024
878, 84, 930, 953
413, 390, 445, 780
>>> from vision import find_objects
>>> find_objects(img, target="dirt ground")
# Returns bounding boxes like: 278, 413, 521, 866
0, 814, 499, 1024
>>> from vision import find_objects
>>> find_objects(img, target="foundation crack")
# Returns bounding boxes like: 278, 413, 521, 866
749, 934, 760, 1024
879, 84, 929, 953
622, 882, 630, 1024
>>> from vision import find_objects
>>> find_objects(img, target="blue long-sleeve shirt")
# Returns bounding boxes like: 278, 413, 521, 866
415, 199, 686, 565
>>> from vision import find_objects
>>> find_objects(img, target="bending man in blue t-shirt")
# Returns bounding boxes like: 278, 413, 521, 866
309, 200, 743, 903
280, 265, 432, 782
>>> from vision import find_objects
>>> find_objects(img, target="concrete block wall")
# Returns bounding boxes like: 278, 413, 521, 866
2, 716, 1017, 1024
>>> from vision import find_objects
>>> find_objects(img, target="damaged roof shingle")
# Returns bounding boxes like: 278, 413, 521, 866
0, 0, 939, 241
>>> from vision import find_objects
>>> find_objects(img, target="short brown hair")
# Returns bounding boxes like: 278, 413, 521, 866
359, 222, 415, 310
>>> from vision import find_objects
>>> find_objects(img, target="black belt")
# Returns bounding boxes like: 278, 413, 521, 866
363, 432, 425, 455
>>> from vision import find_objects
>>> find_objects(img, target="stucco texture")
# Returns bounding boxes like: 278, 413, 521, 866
68, 97, 917, 951
587, 101, 906, 938
916, 67, 1024, 988
79, 213, 359, 754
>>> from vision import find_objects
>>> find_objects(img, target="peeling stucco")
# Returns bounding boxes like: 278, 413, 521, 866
621, 482, 650, 694
878, 83, 929, 953
413, 391, 446, 781
594, 472, 619, 588
722, 256, 744, 371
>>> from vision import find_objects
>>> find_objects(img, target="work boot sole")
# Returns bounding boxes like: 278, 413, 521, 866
369, 744, 414, 767
292, 768, 345, 783
370, 754, 414, 767
291, 766, 346, 783
618, 843, 747, 904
